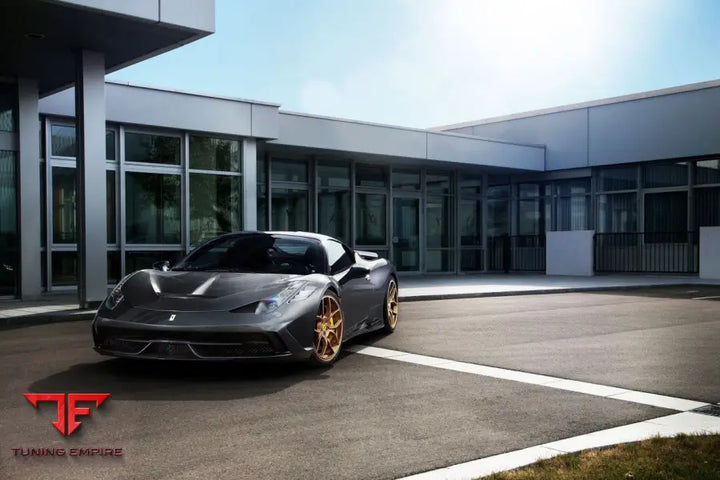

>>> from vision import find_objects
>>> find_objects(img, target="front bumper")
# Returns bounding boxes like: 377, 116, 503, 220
92, 304, 318, 362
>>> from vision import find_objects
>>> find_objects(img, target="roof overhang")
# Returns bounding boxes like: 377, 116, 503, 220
0, 0, 214, 96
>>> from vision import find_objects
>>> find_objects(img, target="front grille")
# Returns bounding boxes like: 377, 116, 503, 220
103, 338, 148, 354
99, 326, 271, 344
191, 343, 277, 357
144, 342, 196, 359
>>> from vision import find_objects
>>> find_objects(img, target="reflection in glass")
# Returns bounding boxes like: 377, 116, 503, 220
356, 194, 386, 246
696, 160, 720, 185
271, 159, 307, 183
644, 192, 687, 233
356, 165, 387, 188
106, 130, 116, 160
696, 187, 720, 227
107, 251, 120, 284
392, 170, 420, 191
318, 190, 350, 243
599, 167, 637, 191
557, 196, 590, 231
556, 179, 590, 195
0, 151, 17, 294
426, 171, 451, 194
107, 171, 116, 243
189, 136, 240, 171
125, 132, 181, 165
426, 196, 452, 248
392, 197, 419, 271
318, 163, 350, 188
257, 184, 268, 230
271, 188, 308, 231
597, 193, 637, 232
487, 198, 508, 237
125, 251, 183, 273
460, 199, 482, 246
426, 250, 453, 272
460, 172, 482, 195
52, 167, 76, 243
190, 173, 241, 245
518, 198, 546, 235
51, 125, 76, 157
125, 172, 181, 243
643, 162, 687, 188
461, 249, 484, 271
52, 251, 77, 286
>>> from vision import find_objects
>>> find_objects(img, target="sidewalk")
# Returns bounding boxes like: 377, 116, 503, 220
2, 274, 718, 328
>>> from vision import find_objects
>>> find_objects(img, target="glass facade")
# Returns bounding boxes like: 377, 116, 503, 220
0, 151, 17, 295
125, 132, 181, 165
189, 173, 241, 245
126, 172, 181, 244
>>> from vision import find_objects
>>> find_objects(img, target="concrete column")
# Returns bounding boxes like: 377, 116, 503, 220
699, 227, 720, 280
17, 79, 42, 299
242, 138, 257, 231
75, 50, 107, 308
546, 230, 595, 276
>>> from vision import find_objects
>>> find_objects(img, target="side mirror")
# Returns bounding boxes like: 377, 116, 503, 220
349, 265, 371, 278
152, 260, 170, 272
356, 250, 379, 260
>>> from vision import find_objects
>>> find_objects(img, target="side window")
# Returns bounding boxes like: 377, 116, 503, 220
327, 240, 354, 274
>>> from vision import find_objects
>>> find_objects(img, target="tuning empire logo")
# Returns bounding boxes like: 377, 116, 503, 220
11, 393, 123, 458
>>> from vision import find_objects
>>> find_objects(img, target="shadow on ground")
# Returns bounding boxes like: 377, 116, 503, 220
26, 352, 354, 402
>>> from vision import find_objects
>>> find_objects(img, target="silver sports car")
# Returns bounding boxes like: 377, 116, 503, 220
92, 232, 399, 366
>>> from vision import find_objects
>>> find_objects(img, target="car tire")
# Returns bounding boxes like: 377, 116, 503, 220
382, 277, 399, 334
309, 290, 344, 367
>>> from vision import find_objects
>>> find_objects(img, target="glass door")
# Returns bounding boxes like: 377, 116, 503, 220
392, 197, 420, 272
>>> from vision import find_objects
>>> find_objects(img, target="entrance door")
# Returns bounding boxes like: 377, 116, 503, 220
392, 197, 420, 272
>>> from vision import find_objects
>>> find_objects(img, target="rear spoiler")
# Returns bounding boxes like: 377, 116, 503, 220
356, 250, 379, 260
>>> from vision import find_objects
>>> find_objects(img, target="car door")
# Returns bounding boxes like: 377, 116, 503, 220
325, 240, 375, 336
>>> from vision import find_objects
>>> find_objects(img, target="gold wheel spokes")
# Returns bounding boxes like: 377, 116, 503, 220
314, 294, 344, 361
387, 280, 399, 328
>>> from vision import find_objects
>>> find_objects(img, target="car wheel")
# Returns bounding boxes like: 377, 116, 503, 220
309, 291, 344, 366
382, 277, 399, 333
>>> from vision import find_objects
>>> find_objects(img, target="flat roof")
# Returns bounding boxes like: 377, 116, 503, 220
434, 78, 720, 130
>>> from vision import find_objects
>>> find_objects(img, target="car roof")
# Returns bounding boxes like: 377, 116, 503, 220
215, 231, 339, 243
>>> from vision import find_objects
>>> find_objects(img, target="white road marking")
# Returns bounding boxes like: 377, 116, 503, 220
347, 345, 709, 411
397, 412, 720, 480
692, 295, 720, 300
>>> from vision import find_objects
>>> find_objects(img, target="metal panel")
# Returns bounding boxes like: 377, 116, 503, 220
160, 0, 215, 32
251, 103, 279, 139
589, 87, 720, 166
52, 0, 160, 22
274, 113, 427, 159
426, 132, 544, 171
460, 109, 589, 171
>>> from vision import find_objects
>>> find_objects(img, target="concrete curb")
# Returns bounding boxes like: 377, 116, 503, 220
0, 310, 96, 331
398, 282, 710, 302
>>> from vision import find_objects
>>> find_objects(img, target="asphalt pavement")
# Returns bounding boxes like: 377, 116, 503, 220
1, 286, 717, 480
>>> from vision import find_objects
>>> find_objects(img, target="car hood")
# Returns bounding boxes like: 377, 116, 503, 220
120, 270, 303, 312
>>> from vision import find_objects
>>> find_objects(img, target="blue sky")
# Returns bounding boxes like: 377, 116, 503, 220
107, 0, 720, 129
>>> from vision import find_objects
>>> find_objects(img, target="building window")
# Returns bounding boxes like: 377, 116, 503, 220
355, 193, 386, 246
426, 170, 454, 272
106, 171, 116, 244
598, 167, 637, 191
696, 160, 720, 185
460, 172, 483, 271
644, 191, 687, 234
189, 136, 240, 171
517, 183, 549, 235
271, 159, 307, 183
696, 187, 720, 227
51, 167, 76, 243
105, 130, 116, 161
125, 172, 181, 244
597, 193, 637, 233
50, 124, 116, 160
556, 179, 591, 231
317, 163, 351, 243
0, 151, 17, 295
125, 132, 181, 165
189, 174, 241, 245
643, 161, 688, 188
356, 164, 387, 188
271, 188, 308, 231
392, 169, 420, 191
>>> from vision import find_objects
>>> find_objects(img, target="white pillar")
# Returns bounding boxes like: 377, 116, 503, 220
546, 230, 595, 276
75, 50, 107, 308
17, 79, 42, 299
242, 138, 257, 230
699, 227, 720, 280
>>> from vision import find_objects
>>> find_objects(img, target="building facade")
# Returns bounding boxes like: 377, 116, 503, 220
1, 1, 719, 302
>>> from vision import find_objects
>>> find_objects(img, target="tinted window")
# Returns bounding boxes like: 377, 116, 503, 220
326, 241, 353, 274
174, 234, 323, 275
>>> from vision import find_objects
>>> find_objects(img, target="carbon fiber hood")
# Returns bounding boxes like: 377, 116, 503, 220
121, 270, 302, 312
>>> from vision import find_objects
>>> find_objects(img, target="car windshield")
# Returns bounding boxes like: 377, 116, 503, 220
173, 234, 325, 275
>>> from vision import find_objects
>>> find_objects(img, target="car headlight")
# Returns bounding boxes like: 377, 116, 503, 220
255, 282, 317, 315
104, 272, 136, 310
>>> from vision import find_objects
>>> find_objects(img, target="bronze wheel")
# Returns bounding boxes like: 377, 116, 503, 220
383, 278, 399, 333
310, 292, 344, 365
